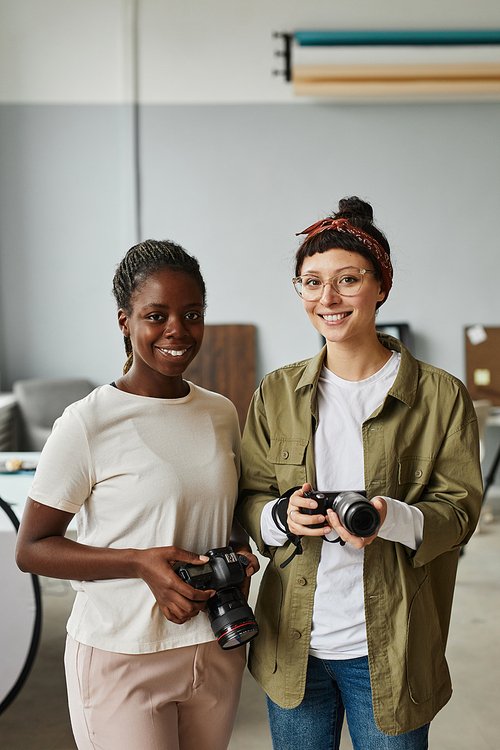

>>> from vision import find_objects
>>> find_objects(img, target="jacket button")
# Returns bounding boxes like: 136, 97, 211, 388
415, 469, 423, 478
282, 451, 289, 459
297, 577, 307, 586
291, 630, 301, 639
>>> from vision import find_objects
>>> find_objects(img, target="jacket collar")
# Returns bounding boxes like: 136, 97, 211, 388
296, 348, 327, 392
295, 333, 419, 410
381, 334, 419, 409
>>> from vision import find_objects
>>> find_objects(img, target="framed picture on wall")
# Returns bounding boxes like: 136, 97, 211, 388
376, 323, 413, 352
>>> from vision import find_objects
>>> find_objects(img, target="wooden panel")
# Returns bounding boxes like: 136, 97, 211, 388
184, 325, 256, 432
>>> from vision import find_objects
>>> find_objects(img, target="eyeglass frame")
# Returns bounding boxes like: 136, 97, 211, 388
292, 268, 377, 300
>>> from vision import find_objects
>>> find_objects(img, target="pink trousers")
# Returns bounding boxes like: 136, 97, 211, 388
64, 635, 246, 750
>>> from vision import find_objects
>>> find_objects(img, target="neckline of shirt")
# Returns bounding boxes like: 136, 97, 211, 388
320, 350, 401, 389
104, 381, 196, 404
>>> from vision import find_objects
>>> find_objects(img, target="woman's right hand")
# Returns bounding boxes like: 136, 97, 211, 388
136, 546, 215, 625
286, 483, 332, 537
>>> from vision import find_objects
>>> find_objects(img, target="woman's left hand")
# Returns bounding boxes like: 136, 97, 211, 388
231, 547, 260, 599
326, 496, 387, 549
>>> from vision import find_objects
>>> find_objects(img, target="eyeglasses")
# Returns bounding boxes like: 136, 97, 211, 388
292, 269, 376, 301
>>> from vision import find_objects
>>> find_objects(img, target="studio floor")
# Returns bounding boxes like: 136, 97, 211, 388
1, 497, 500, 750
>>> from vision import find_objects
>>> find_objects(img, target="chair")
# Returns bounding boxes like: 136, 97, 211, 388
13, 377, 94, 451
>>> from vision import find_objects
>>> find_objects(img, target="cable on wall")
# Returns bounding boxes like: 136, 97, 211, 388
131, 0, 142, 241
123, 0, 142, 242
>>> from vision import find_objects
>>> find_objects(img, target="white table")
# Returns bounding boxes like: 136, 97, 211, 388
0, 452, 77, 531
0, 452, 41, 530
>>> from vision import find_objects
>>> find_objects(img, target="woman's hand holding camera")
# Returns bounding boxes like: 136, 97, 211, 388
326, 496, 387, 549
137, 546, 215, 625
287, 484, 387, 549
287, 483, 332, 537
138, 545, 260, 623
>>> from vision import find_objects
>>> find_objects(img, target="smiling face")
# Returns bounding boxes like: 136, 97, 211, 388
299, 248, 385, 350
117, 269, 205, 398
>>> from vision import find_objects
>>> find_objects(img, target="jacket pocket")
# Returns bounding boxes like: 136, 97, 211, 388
406, 574, 450, 704
398, 456, 435, 487
268, 437, 308, 491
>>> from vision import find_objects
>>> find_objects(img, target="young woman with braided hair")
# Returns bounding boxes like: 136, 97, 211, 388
16, 239, 258, 750
236, 197, 482, 749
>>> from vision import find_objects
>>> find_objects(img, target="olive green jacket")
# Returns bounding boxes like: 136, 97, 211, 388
236, 335, 482, 735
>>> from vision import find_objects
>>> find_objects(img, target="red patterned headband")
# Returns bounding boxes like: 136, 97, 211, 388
296, 218, 393, 298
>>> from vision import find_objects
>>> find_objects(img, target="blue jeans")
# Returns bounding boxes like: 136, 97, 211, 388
266, 656, 429, 750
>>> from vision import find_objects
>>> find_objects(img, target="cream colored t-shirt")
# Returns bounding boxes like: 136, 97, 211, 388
29, 383, 241, 654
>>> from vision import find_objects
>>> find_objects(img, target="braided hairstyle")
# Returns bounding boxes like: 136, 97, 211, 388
112, 239, 206, 374
295, 196, 391, 281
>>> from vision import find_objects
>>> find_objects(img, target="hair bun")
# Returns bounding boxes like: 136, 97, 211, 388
335, 196, 373, 224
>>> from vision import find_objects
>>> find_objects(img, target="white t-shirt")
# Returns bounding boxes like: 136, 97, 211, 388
261, 352, 424, 659
29, 383, 240, 654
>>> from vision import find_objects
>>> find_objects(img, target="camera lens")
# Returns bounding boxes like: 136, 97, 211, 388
334, 492, 380, 537
206, 589, 259, 650
345, 506, 380, 536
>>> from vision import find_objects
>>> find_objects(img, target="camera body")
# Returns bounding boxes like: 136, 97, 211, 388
176, 546, 258, 650
301, 490, 380, 537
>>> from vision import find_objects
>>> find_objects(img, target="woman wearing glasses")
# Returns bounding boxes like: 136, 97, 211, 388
236, 197, 482, 750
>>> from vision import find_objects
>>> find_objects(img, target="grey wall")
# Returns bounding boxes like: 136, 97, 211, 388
0, 104, 133, 388
1, 101, 500, 390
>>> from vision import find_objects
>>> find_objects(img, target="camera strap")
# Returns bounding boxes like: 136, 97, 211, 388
271, 487, 305, 568
322, 534, 346, 545
271, 488, 348, 568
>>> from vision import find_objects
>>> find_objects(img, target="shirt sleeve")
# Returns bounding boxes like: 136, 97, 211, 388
261, 495, 424, 550
260, 498, 289, 546
377, 496, 424, 550
28, 406, 93, 514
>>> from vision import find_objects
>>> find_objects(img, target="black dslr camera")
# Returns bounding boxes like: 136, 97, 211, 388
301, 490, 380, 537
175, 546, 258, 650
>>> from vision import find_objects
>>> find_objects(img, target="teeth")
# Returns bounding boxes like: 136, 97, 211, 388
160, 349, 187, 356
322, 313, 349, 322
